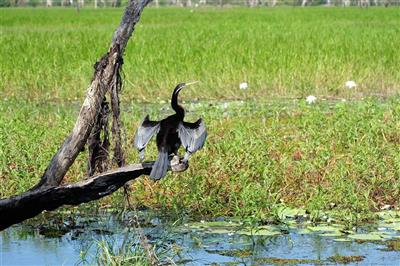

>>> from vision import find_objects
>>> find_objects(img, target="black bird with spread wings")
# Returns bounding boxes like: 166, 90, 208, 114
133, 82, 207, 180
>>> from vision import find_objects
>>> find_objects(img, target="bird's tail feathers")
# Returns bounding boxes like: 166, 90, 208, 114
150, 151, 169, 180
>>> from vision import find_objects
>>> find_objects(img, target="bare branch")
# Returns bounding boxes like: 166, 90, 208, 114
111, 0, 153, 53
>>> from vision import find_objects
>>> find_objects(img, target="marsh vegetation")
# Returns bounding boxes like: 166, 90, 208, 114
1, 6, 400, 265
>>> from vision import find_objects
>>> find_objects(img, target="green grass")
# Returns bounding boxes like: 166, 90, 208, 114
79, 236, 153, 265
1, 7, 400, 101
1, 98, 399, 223
1, 7, 400, 224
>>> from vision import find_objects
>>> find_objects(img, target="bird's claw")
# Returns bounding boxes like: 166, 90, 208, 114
170, 155, 188, 172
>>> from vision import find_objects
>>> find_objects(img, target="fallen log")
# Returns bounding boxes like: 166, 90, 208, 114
0, 160, 188, 231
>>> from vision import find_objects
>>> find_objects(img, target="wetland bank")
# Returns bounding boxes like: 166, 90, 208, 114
1, 6, 400, 265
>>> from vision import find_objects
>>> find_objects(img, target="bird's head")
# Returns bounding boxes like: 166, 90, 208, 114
173, 81, 199, 96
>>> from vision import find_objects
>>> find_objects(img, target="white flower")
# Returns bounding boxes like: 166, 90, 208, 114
345, 80, 357, 89
306, 95, 317, 104
200, 220, 205, 223
195, 3, 199, 7
239, 82, 248, 90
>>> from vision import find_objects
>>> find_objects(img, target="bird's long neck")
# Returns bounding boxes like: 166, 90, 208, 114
171, 90, 184, 119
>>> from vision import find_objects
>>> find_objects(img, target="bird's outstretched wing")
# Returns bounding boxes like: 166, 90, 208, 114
178, 119, 207, 155
134, 115, 160, 153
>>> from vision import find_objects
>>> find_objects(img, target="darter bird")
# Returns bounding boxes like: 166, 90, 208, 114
133, 82, 207, 180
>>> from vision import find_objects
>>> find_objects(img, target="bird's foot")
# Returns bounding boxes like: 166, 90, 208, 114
170, 155, 188, 172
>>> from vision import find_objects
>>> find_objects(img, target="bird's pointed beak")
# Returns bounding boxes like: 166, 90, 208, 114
185, 81, 200, 87
175, 81, 199, 94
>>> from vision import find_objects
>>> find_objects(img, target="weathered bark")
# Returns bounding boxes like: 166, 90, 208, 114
0, 0, 155, 230
111, 0, 152, 53
0, 161, 188, 231
0, 163, 149, 231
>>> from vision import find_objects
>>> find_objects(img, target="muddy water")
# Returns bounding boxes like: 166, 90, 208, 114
1, 212, 400, 265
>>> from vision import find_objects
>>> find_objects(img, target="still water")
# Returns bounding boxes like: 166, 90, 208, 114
1, 212, 400, 265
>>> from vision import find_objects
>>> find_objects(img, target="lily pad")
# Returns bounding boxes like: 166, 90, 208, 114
318, 232, 344, 237
238, 226, 281, 237
348, 233, 388, 241
277, 207, 306, 220
181, 220, 241, 235
333, 238, 352, 242
307, 225, 343, 233
204, 228, 234, 234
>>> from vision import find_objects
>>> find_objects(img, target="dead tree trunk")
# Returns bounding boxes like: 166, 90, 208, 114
0, 0, 190, 231
33, 0, 152, 190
